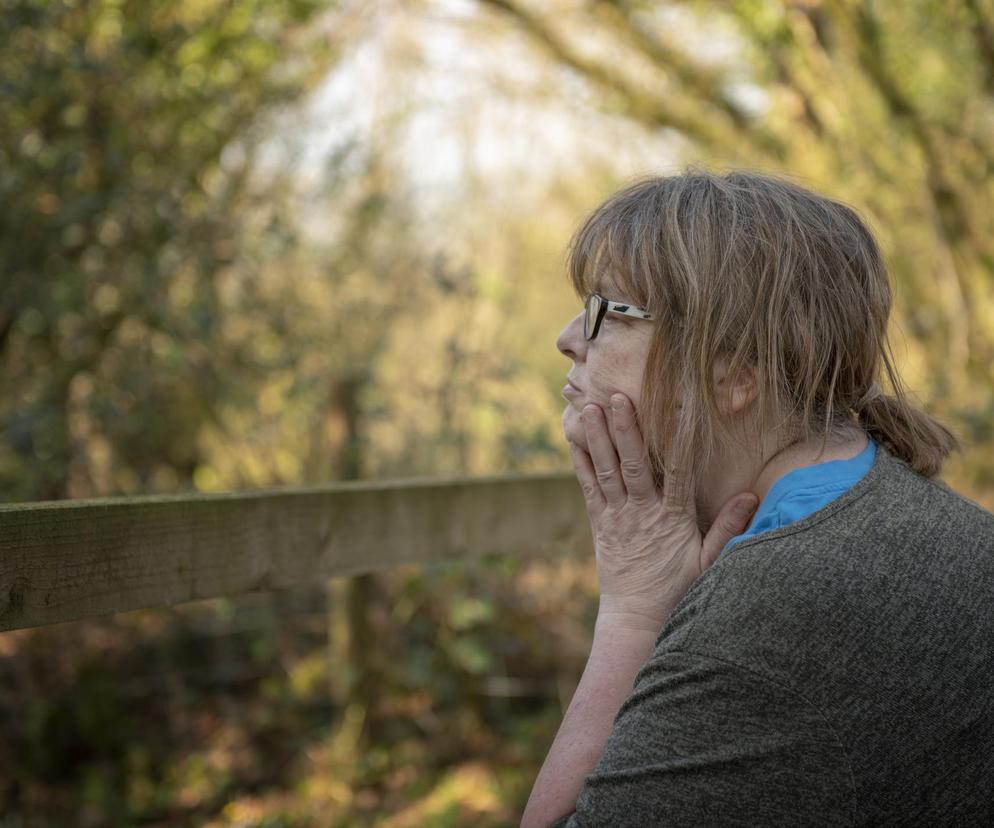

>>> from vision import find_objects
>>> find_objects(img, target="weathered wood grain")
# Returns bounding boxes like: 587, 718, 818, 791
0, 474, 591, 632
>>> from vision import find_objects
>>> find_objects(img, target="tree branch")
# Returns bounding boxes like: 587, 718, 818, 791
833, 0, 986, 367
477, 0, 755, 155
965, 0, 994, 95
596, 0, 787, 156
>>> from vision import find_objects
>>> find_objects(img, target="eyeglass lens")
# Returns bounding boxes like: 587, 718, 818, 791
584, 294, 600, 340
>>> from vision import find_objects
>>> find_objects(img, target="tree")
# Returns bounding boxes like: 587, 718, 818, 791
0, 0, 343, 500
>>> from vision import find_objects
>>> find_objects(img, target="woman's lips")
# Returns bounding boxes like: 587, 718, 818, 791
562, 381, 582, 399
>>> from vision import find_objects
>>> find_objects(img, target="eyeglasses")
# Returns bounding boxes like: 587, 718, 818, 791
584, 292, 654, 341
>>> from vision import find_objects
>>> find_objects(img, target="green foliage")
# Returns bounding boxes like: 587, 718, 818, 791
0, 0, 337, 500
0, 553, 591, 826
3, 1, 994, 825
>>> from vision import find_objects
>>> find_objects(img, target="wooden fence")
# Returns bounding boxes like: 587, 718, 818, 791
0, 473, 590, 633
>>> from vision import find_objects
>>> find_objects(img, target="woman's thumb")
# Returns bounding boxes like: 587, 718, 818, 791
700, 493, 759, 570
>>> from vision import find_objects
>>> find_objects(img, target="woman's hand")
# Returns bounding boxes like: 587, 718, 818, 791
569, 393, 759, 630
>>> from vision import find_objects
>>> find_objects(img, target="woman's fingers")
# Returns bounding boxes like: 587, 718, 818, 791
582, 404, 627, 506
569, 440, 605, 516
608, 394, 656, 504
700, 493, 758, 569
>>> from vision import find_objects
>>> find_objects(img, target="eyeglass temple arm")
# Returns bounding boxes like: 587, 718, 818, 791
605, 300, 653, 320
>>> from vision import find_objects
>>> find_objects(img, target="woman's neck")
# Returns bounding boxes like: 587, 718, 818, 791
697, 425, 869, 533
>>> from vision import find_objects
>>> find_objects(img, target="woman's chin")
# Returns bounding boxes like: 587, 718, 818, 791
562, 407, 588, 451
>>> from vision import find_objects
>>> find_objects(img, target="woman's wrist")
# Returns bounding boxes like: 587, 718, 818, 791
596, 593, 678, 633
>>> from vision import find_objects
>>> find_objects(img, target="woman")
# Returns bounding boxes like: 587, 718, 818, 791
523, 170, 994, 827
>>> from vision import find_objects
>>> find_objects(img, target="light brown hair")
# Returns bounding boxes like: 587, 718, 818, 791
566, 168, 960, 503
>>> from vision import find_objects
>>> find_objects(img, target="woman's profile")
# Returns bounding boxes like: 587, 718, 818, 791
523, 169, 994, 827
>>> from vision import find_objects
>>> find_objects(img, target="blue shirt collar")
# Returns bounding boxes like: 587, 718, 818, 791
720, 437, 877, 558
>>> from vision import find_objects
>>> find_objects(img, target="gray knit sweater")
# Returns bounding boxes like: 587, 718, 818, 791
548, 443, 994, 827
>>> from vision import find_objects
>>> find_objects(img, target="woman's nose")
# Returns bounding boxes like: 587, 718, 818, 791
556, 312, 586, 361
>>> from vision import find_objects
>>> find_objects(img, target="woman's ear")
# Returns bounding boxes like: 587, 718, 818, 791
713, 356, 757, 415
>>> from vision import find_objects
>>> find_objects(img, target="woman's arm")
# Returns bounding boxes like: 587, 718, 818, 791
520, 608, 664, 828
525, 395, 757, 827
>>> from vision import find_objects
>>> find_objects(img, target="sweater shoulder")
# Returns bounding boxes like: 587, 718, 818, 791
655, 448, 994, 670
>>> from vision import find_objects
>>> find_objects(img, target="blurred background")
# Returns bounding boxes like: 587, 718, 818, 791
1, 0, 992, 825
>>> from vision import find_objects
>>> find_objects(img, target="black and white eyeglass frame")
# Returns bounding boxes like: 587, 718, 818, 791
584, 292, 654, 341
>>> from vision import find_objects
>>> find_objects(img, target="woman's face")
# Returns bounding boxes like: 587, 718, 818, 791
556, 281, 654, 451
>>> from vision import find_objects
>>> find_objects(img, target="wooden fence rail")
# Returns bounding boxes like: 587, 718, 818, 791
0, 473, 590, 633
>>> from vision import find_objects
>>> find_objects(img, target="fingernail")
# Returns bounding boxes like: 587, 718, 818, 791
735, 499, 757, 517
611, 395, 624, 410
583, 405, 597, 420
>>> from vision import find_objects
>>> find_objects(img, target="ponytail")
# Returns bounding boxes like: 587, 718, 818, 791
854, 364, 960, 479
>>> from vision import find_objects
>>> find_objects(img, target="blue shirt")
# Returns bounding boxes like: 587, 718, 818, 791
720, 437, 878, 558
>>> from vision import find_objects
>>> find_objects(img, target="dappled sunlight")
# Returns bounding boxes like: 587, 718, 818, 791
384, 761, 508, 828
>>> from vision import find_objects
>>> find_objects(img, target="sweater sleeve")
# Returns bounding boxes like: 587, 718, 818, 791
545, 649, 856, 828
